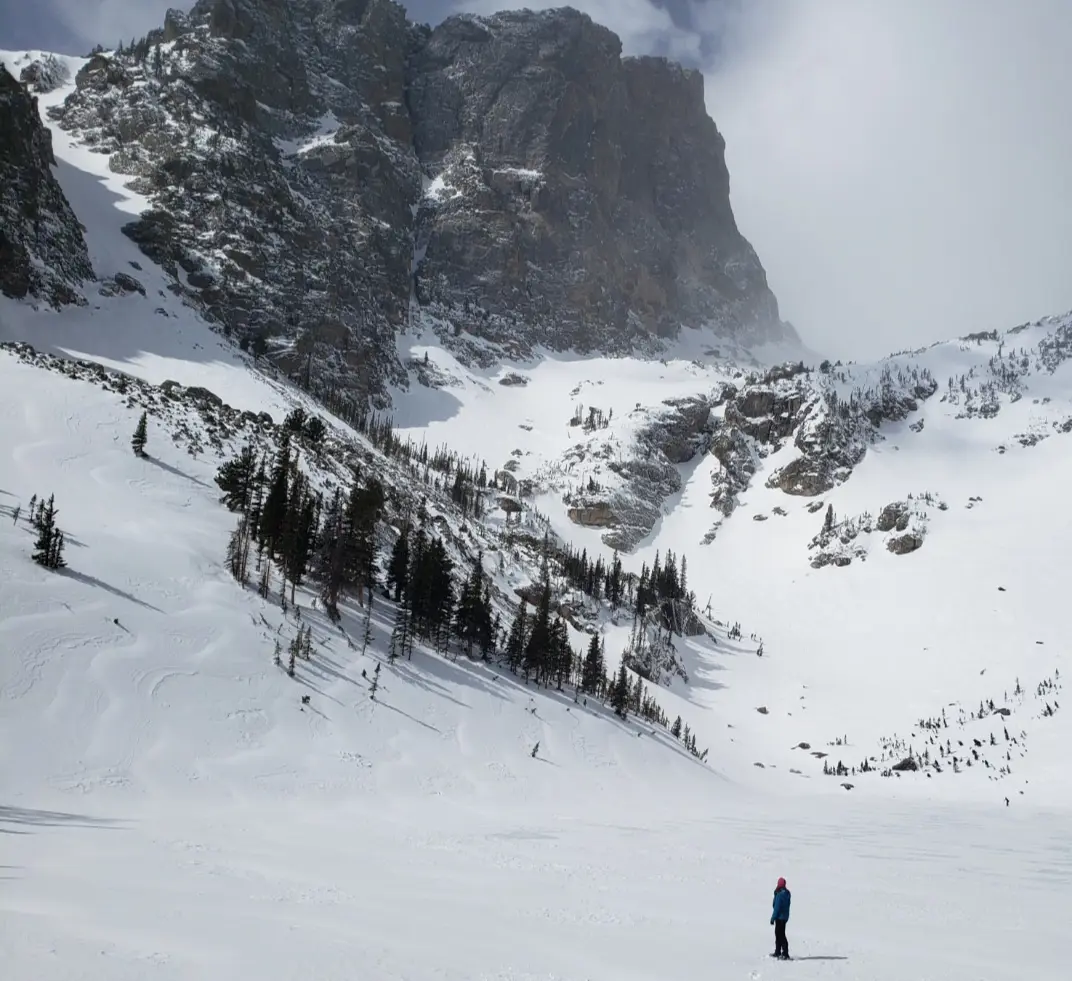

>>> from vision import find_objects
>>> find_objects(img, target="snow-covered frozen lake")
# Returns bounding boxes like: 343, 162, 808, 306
3, 789, 1067, 980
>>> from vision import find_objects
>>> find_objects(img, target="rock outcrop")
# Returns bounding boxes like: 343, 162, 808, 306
0, 67, 93, 305
410, 9, 789, 359
35, 3, 792, 403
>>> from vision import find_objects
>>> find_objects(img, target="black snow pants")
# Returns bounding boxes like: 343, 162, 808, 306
774, 919, 789, 959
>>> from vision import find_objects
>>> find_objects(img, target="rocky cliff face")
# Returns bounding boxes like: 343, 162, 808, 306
0, 66, 93, 306
410, 10, 784, 360
13, 2, 794, 403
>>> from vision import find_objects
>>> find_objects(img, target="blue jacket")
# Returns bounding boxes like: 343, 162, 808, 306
771, 887, 791, 923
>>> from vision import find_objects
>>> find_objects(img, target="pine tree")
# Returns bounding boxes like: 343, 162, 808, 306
50, 531, 67, 570
523, 556, 553, 684
504, 601, 527, 672
389, 603, 409, 663
258, 555, 272, 599
581, 634, 604, 694
454, 553, 489, 659
215, 445, 257, 512
273, 639, 282, 668
32, 494, 64, 569
360, 593, 374, 657
369, 662, 381, 700
386, 525, 410, 602
226, 515, 251, 583
671, 715, 683, 739
259, 437, 291, 554
610, 662, 629, 718
131, 411, 148, 457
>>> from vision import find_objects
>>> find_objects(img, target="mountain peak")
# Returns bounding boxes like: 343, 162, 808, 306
2, 2, 793, 404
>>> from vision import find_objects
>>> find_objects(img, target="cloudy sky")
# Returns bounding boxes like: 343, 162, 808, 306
3, 0, 1071, 360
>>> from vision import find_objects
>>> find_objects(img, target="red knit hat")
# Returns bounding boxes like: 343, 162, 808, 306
777, 877, 786, 889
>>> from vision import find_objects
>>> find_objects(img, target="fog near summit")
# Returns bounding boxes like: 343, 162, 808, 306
18, 0, 1072, 359
698, 0, 1072, 359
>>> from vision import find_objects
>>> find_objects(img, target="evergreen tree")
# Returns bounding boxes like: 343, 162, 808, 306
671, 715, 683, 739
315, 489, 346, 619
258, 555, 272, 599
226, 515, 252, 583
259, 437, 291, 554
549, 617, 573, 690
49, 531, 67, 570
523, 554, 553, 684
360, 593, 374, 657
454, 553, 491, 659
389, 603, 409, 663
32, 494, 65, 569
344, 479, 384, 605
610, 662, 630, 718
504, 601, 527, 672
427, 538, 455, 656
131, 411, 148, 457
369, 662, 381, 699
215, 445, 257, 512
386, 525, 410, 602
581, 634, 604, 694
303, 415, 327, 449
281, 470, 316, 603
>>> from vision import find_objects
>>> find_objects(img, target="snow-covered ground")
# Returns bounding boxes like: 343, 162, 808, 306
0, 346, 1068, 981
1, 46, 1070, 981
390, 321, 1072, 808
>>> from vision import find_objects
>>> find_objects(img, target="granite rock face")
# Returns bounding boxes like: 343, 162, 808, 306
16, 4, 794, 402
0, 67, 93, 306
410, 10, 787, 360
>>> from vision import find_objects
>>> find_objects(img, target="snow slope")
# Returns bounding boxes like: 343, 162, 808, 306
390, 321, 1072, 807
1, 45, 1070, 981
1, 349, 1069, 981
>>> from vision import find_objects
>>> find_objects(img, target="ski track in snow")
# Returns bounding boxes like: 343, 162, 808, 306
0, 45, 1069, 981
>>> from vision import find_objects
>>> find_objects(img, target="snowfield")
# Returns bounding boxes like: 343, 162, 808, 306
1, 45, 1071, 981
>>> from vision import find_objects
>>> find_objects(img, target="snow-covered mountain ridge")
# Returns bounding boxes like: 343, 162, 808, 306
1, 0, 794, 407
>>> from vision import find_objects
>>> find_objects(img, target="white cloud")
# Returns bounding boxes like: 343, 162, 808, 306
700, 0, 1072, 359
457, 0, 701, 60
27, 0, 1072, 358
42, 0, 176, 50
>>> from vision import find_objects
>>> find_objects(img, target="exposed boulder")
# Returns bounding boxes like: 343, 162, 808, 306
876, 501, 911, 533
567, 503, 618, 528
641, 396, 713, 464
887, 532, 924, 555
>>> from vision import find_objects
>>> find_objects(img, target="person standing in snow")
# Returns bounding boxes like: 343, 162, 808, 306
771, 876, 791, 959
